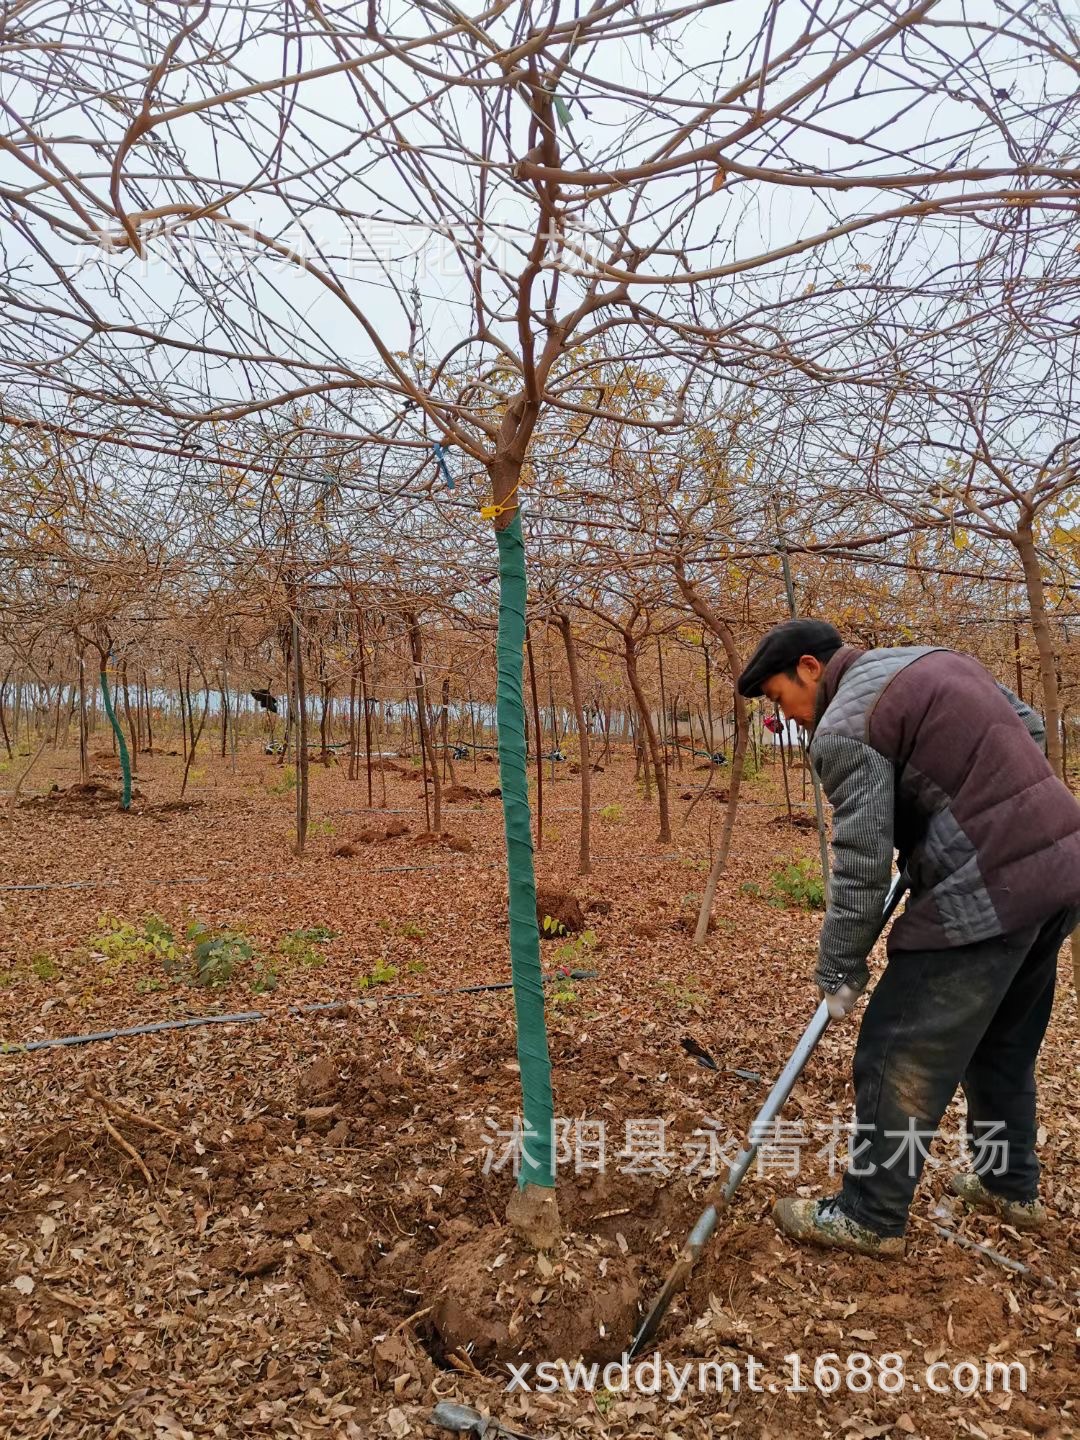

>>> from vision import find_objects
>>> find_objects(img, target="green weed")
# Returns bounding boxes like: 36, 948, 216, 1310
93, 914, 184, 976
187, 922, 257, 986
357, 959, 399, 990
278, 924, 335, 967
552, 929, 596, 968
30, 953, 58, 981
769, 858, 825, 910
266, 765, 297, 794
250, 957, 280, 994
658, 975, 709, 1011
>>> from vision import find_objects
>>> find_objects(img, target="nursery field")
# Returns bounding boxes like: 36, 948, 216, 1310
1, 747, 1076, 1440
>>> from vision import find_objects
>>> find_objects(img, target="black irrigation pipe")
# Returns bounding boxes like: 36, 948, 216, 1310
5, 969, 600, 1055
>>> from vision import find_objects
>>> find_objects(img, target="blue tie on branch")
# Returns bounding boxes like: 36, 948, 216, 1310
433, 442, 454, 490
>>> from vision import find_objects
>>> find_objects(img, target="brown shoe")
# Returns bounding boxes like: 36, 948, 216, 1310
948, 1173, 1047, 1231
774, 1196, 905, 1258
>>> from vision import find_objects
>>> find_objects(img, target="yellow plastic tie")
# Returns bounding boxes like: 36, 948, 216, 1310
480, 479, 521, 522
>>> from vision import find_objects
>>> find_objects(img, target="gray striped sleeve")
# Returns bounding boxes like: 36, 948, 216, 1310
811, 732, 895, 993
996, 683, 1046, 752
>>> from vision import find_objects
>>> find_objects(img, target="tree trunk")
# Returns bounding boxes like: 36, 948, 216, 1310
777, 710, 794, 826
440, 677, 460, 786
121, 660, 138, 766
99, 660, 132, 810
143, 669, 153, 752
293, 609, 310, 854
0, 668, 11, 759
319, 674, 331, 760
360, 620, 375, 806
1015, 521, 1064, 778
623, 634, 670, 843
656, 638, 670, 775
348, 672, 358, 781
490, 496, 559, 1250
180, 662, 211, 798
557, 612, 591, 876
672, 560, 751, 942
78, 650, 90, 783
407, 614, 441, 833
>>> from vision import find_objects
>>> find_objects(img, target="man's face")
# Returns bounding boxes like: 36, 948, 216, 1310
761, 655, 825, 729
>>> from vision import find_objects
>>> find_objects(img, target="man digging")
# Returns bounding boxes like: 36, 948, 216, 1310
737, 621, 1080, 1258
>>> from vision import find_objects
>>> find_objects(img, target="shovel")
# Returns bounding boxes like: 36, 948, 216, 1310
629, 873, 907, 1357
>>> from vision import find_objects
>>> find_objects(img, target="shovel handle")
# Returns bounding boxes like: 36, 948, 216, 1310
629, 871, 909, 1358
721, 998, 830, 1203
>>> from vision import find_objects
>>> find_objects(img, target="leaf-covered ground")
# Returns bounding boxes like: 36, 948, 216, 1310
1, 744, 1076, 1439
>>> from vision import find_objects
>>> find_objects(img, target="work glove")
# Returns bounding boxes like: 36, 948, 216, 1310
820, 979, 866, 1020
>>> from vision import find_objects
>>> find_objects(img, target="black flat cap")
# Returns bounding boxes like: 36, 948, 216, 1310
737, 619, 843, 698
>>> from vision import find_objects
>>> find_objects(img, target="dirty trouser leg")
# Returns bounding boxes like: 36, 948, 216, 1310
961, 906, 1078, 1202
836, 924, 1046, 1238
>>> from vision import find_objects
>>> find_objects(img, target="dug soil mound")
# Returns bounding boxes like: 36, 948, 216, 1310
535, 887, 585, 936
421, 1222, 640, 1365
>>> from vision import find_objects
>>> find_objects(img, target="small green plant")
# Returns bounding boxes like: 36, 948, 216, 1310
308, 817, 335, 838
93, 914, 183, 977
136, 977, 164, 994
30, 952, 58, 981
357, 959, 399, 990
679, 856, 709, 872
267, 764, 297, 794
541, 913, 568, 937
250, 957, 280, 994
406, 958, 426, 974
658, 975, 709, 1011
768, 858, 826, 911
594, 1389, 617, 1416
187, 922, 257, 986
396, 920, 426, 939
598, 803, 623, 823
278, 924, 336, 968
552, 929, 597, 968
739, 751, 761, 782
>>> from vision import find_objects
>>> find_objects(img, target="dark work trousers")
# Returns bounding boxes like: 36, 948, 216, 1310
837, 906, 1079, 1237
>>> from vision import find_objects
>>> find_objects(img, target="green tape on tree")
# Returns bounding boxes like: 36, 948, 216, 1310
99, 670, 132, 810
495, 510, 556, 1189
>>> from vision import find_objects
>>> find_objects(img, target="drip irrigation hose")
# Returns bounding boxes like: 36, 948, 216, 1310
3, 969, 599, 1055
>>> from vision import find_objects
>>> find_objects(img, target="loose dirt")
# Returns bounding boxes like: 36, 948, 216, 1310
0, 744, 1075, 1439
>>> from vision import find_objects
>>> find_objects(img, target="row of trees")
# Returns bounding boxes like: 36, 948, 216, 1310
1, 0, 1077, 1244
